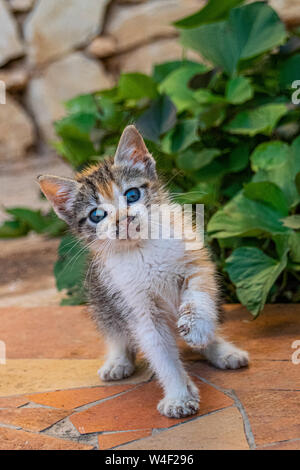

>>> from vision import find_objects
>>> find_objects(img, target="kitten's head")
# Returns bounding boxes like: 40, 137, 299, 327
38, 126, 166, 254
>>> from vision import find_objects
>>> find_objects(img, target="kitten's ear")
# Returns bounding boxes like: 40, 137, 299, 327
37, 175, 80, 223
114, 125, 156, 178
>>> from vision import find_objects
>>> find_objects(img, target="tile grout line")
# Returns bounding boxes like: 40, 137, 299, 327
0, 377, 155, 450
191, 371, 256, 450
40, 392, 235, 448
69, 382, 149, 413
111, 407, 237, 450
34, 380, 155, 449
257, 437, 300, 449
229, 390, 256, 450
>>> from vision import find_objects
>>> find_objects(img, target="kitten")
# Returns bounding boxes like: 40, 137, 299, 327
38, 125, 249, 418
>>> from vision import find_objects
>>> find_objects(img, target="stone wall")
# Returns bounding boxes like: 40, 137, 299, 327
0, 0, 299, 161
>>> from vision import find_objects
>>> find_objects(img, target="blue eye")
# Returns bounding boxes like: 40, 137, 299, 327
125, 188, 141, 204
89, 208, 107, 224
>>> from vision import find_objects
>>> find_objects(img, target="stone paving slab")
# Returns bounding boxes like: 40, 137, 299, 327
0, 306, 105, 358
260, 439, 300, 450
190, 359, 300, 391
236, 390, 300, 446
0, 304, 299, 449
0, 396, 29, 408
98, 430, 152, 450
120, 408, 249, 450
26, 384, 136, 409
0, 358, 153, 397
0, 427, 93, 450
70, 378, 233, 434
220, 304, 300, 361
0, 359, 103, 396
0, 407, 71, 432
0, 236, 64, 308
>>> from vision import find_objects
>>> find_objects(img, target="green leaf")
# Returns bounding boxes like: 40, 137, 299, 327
159, 62, 208, 112
281, 215, 300, 229
289, 231, 300, 263
224, 104, 287, 136
118, 73, 158, 100
231, 3, 286, 60
225, 247, 287, 316
55, 112, 96, 139
0, 219, 29, 238
5, 208, 55, 234
153, 60, 195, 83
244, 181, 289, 216
253, 136, 300, 207
174, 0, 245, 28
162, 119, 198, 154
197, 103, 227, 130
61, 291, 86, 306
177, 147, 221, 171
174, 181, 218, 204
54, 234, 89, 293
194, 147, 248, 183
136, 95, 177, 143
54, 112, 97, 167
250, 141, 290, 171
180, 2, 286, 76
194, 89, 225, 104
296, 172, 300, 195
273, 233, 290, 258
96, 96, 125, 131
228, 143, 249, 172
279, 54, 300, 88
65, 94, 98, 115
208, 192, 289, 238
225, 76, 254, 104
181, 20, 239, 77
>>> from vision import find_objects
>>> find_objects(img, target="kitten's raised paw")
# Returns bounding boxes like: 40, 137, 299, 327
178, 302, 215, 348
157, 396, 199, 418
98, 359, 135, 381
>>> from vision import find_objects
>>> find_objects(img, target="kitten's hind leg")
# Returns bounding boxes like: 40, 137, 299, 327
98, 335, 136, 381
202, 336, 249, 370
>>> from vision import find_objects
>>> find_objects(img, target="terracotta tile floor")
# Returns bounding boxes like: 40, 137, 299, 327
0, 303, 299, 450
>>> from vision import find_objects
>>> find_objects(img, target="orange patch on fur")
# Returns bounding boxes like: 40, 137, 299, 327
183, 247, 217, 297
76, 164, 99, 179
97, 181, 114, 200
39, 179, 68, 208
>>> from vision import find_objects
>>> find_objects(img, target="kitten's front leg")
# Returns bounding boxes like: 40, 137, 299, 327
178, 248, 218, 348
178, 252, 219, 349
178, 253, 249, 369
131, 300, 199, 418
178, 290, 217, 348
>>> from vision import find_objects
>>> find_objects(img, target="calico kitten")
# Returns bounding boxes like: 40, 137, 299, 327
38, 125, 248, 418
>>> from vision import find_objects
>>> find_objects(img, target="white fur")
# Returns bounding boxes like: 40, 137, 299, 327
98, 336, 135, 381
104, 238, 201, 415
178, 291, 217, 348
203, 336, 249, 369
100, 237, 248, 417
